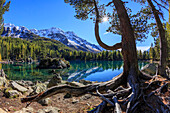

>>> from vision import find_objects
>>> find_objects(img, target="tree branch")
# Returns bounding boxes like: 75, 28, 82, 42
153, 0, 169, 11
93, 0, 122, 50
86, 8, 95, 15
106, 1, 113, 7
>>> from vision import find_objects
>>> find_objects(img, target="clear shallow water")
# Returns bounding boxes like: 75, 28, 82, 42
0, 61, 148, 82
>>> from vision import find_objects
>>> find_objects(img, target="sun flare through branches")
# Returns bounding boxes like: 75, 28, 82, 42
102, 16, 108, 22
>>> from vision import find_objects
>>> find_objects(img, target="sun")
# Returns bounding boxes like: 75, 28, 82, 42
102, 17, 108, 22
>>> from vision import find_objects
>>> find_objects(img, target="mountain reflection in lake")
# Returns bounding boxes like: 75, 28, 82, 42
62, 61, 148, 82
1, 61, 148, 82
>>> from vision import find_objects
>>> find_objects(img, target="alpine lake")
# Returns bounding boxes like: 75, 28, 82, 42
0, 61, 148, 82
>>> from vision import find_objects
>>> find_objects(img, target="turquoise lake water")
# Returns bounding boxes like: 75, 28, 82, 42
0, 61, 148, 82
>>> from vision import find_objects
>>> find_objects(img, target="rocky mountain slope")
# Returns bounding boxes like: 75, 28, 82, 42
2, 23, 103, 52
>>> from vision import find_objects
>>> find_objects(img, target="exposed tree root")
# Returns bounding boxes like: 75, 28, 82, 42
21, 72, 170, 113
21, 73, 125, 103
87, 101, 107, 113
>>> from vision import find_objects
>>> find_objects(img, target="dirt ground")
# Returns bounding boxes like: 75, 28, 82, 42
0, 92, 102, 113
0, 75, 169, 113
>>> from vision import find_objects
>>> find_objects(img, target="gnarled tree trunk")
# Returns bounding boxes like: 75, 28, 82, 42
112, 0, 140, 78
94, 0, 140, 85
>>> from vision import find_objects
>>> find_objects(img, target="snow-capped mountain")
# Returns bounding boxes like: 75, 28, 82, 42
2, 23, 103, 52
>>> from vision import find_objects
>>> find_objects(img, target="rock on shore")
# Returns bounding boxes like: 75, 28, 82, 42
37, 58, 70, 69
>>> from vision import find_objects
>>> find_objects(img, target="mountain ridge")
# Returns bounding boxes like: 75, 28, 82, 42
2, 23, 103, 53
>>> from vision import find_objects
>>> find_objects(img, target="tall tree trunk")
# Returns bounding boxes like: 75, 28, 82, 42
93, 0, 140, 86
112, 0, 140, 78
147, 0, 167, 77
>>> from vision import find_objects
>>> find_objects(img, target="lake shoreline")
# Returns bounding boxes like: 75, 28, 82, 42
0, 69, 102, 113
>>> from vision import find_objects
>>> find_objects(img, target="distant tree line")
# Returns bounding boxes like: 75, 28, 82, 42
0, 37, 123, 61
63, 50, 123, 61
0, 36, 73, 61
0, 36, 167, 61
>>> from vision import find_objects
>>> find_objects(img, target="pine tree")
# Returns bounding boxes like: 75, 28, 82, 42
0, 0, 10, 34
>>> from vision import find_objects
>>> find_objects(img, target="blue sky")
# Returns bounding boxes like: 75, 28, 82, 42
4, 0, 169, 51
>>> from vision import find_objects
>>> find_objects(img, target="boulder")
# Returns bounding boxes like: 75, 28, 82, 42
141, 63, 157, 75
37, 58, 70, 69
15, 80, 34, 88
0, 69, 9, 87
31, 82, 47, 95
0, 76, 8, 87
47, 74, 62, 88
38, 98, 50, 106
14, 107, 34, 113
10, 81, 28, 93
37, 106, 60, 113
4, 89, 21, 98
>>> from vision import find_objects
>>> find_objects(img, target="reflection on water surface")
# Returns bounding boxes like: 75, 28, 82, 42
1, 61, 148, 82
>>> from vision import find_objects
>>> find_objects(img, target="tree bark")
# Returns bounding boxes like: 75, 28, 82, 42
112, 0, 140, 79
147, 0, 167, 77
94, 0, 140, 79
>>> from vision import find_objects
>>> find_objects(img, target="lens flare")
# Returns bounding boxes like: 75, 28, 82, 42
102, 17, 108, 22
